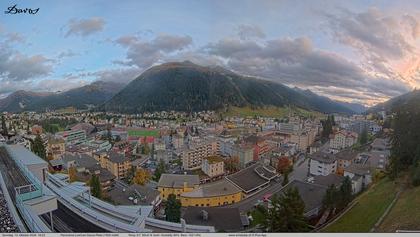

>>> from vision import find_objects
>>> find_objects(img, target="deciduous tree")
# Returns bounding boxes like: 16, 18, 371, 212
132, 168, 151, 185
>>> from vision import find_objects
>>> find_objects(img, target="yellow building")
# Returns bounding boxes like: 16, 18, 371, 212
181, 179, 242, 207
201, 156, 225, 178
94, 151, 131, 179
157, 174, 200, 200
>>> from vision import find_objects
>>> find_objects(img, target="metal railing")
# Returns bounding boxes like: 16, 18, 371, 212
15, 193, 51, 232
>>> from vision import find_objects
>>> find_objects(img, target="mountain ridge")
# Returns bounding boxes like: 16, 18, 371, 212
103, 61, 355, 114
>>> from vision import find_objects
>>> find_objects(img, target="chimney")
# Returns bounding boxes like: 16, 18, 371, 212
180, 218, 187, 232
201, 210, 208, 221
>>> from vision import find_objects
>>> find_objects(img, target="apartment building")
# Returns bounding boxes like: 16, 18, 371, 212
182, 139, 219, 170
56, 129, 87, 145
330, 130, 358, 150
201, 156, 225, 178
94, 151, 132, 179
309, 151, 337, 176
47, 137, 66, 160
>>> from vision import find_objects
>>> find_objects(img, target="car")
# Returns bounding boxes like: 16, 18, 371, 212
128, 196, 134, 201
254, 199, 263, 207
262, 193, 272, 202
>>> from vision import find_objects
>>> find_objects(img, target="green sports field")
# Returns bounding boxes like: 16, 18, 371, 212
127, 129, 159, 137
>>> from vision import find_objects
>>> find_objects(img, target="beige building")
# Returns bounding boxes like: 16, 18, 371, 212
201, 156, 225, 178
182, 139, 219, 170
94, 151, 132, 179
330, 130, 358, 150
47, 138, 66, 160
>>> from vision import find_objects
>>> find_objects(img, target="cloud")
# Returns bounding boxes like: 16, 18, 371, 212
326, 8, 419, 89
0, 45, 53, 81
65, 17, 105, 37
57, 49, 78, 59
115, 34, 192, 69
91, 67, 142, 84
236, 24, 266, 40
202, 36, 411, 104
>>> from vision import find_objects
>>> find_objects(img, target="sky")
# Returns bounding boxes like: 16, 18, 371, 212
0, 0, 419, 106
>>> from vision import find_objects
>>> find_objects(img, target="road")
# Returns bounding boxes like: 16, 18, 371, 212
228, 157, 310, 213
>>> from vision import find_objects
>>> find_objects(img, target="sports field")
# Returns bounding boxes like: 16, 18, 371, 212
127, 129, 159, 137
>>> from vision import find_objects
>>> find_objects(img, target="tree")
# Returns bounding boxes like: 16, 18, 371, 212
225, 156, 240, 173
132, 168, 151, 185
32, 134, 46, 160
359, 128, 368, 145
89, 174, 102, 199
282, 172, 290, 186
68, 167, 77, 182
322, 184, 338, 211
321, 115, 334, 141
277, 157, 291, 174
337, 176, 353, 209
154, 160, 166, 181
1, 115, 8, 136
253, 188, 309, 232
165, 194, 181, 223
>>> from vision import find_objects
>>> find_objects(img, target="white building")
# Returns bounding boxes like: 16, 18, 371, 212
309, 152, 337, 176
344, 164, 372, 194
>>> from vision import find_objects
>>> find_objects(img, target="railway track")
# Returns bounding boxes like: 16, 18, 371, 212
41, 202, 107, 233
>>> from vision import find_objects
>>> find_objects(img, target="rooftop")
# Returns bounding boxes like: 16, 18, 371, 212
312, 173, 344, 187
108, 151, 126, 163
158, 174, 200, 188
335, 149, 359, 161
203, 156, 224, 164
344, 163, 373, 176
6, 144, 48, 166
310, 151, 337, 163
226, 164, 276, 193
182, 207, 244, 232
181, 179, 241, 198
276, 180, 327, 214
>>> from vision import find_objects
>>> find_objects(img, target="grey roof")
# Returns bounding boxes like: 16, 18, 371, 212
108, 151, 126, 163
344, 163, 373, 176
181, 179, 241, 198
6, 145, 48, 166
226, 164, 275, 193
335, 149, 359, 161
276, 180, 327, 214
312, 174, 344, 187
310, 151, 337, 163
49, 158, 64, 167
158, 174, 200, 188
108, 183, 160, 206
62, 153, 100, 170
76, 168, 115, 183
182, 207, 243, 232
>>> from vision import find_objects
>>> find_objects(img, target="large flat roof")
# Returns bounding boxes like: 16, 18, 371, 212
6, 145, 48, 166
181, 179, 241, 198
226, 164, 276, 193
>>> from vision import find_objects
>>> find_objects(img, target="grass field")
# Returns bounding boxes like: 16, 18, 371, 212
323, 178, 399, 232
222, 106, 323, 118
377, 185, 420, 232
127, 129, 159, 137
